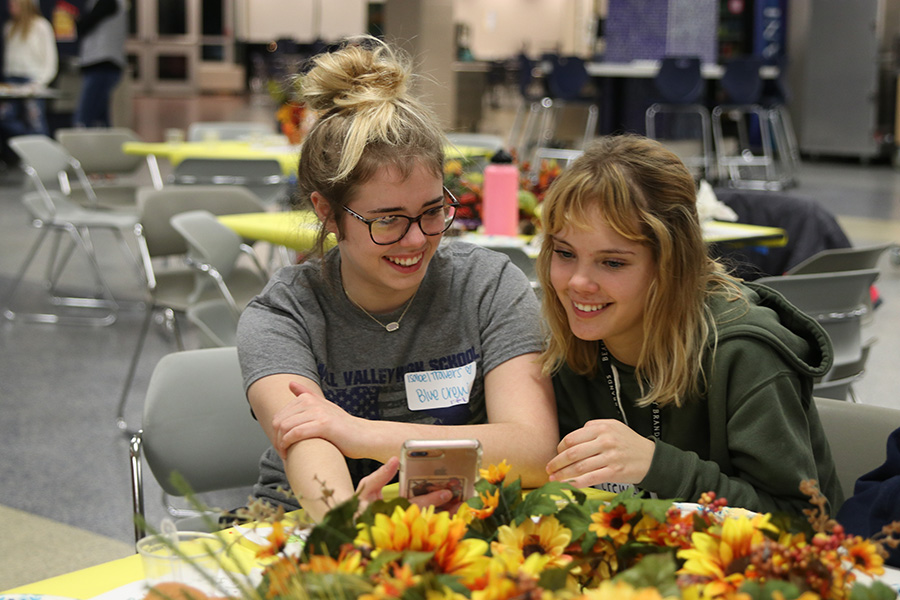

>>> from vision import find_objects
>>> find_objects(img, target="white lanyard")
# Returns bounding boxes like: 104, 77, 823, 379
599, 342, 662, 440
597, 342, 660, 497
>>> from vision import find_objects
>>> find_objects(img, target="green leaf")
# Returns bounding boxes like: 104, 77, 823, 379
738, 579, 803, 600
612, 553, 679, 597
849, 580, 900, 600
402, 550, 437, 572
302, 496, 361, 560
538, 567, 571, 591
296, 572, 374, 600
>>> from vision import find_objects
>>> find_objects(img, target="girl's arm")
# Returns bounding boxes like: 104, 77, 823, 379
247, 373, 355, 522
270, 352, 558, 488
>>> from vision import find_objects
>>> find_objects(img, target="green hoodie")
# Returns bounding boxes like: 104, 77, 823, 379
554, 282, 843, 516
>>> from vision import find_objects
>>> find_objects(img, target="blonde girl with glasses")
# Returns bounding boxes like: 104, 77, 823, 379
237, 36, 556, 521
539, 135, 843, 515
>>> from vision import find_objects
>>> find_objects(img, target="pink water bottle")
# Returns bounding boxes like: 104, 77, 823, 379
482, 151, 519, 236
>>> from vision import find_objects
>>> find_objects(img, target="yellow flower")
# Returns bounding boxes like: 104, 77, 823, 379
465, 488, 500, 520
589, 505, 636, 546
845, 536, 885, 575
471, 551, 551, 600
480, 460, 511, 484
304, 547, 364, 574
677, 513, 777, 596
491, 516, 573, 569
578, 579, 671, 600
356, 503, 490, 585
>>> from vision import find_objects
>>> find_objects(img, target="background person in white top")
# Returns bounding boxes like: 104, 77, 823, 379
0, 0, 57, 137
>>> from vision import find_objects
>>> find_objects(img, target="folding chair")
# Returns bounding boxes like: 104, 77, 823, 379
757, 269, 880, 401
171, 157, 290, 207
56, 127, 165, 207
129, 347, 272, 542
116, 186, 267, 434
3, 135, 142, 326
814, 396, 900, 499
186, 121, 274, 142
170, 210, 269, 347
645, 56, 714, 181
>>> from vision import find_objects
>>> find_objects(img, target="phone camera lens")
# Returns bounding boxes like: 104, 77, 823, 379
410, 451, 428, 457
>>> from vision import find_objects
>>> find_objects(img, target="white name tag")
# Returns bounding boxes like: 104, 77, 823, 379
405, 361, 476, 411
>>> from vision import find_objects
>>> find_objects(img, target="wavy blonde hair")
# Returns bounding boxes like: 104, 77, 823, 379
294, 35, 447, 255
537, 135, 741, 408
8, 0, 41, 40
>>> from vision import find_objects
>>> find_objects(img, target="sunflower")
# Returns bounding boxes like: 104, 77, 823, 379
491, 516, 573, 569
577, 579, 670, 600
677, 514, 777, 596
472, 551, 551, 600
355, 503, 490, 585
845, 536, 885, 575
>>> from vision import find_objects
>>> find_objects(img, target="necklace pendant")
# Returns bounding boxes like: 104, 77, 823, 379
385, 322, 400, 332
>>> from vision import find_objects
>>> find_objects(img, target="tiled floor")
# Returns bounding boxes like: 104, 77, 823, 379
0, 94, 898, 587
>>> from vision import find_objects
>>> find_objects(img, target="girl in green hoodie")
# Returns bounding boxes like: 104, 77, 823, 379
540, 135, 843, 515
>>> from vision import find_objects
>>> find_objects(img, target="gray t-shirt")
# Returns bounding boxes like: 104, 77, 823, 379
237, 241, 543, 510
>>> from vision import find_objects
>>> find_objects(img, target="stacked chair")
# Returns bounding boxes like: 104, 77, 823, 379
129, 346, 271, 542
645, 56, 714, 181
757, 252, 885, 402
3, 135, 143, 326
116, 186, 269, 434
711, 57, 792, 190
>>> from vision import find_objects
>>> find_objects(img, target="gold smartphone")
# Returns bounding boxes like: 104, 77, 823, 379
399, 439, 482, 505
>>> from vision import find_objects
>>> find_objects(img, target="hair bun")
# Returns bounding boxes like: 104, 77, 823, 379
301, 37, 411, 113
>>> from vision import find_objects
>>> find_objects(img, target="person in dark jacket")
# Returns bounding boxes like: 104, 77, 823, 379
540, 135, 843, 516
837, 427, 900, 567
74, 0, 126, 127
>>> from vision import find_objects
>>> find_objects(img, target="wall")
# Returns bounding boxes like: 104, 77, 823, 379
234, 0, 367, 43
453, 0, 597, 60
384, 0, 456, 128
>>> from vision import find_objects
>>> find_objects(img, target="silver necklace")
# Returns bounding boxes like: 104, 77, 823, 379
344, 286, 420, 332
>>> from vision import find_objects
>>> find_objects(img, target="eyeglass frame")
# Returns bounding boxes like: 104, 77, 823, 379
341, 186, 461, 245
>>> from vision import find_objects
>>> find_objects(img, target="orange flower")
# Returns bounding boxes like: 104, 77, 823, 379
480, 460, 511, 484
256, 521, 287, 558
465, 488, 500, 520
262, 555, 302, 599
845, 536, 885, 575
589, 505, 636, 546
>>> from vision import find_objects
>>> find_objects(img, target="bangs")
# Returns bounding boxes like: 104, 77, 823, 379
541, 161, 650, 245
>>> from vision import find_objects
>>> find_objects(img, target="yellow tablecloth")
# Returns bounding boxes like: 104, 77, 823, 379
123, 141, 495, 177
218, 210, 331, 252
218, 211, 786, 254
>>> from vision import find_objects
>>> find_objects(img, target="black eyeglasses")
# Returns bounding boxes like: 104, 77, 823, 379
342, 187, 460, 245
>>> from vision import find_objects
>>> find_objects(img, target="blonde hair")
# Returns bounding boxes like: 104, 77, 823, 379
8, 0, 41, 40
295, 35, 447, 255
537, 135, 741, 407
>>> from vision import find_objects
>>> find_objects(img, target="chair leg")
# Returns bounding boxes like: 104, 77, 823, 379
2, 224, 118, 326
117, 305, 154, 434
129, 431, 146, 544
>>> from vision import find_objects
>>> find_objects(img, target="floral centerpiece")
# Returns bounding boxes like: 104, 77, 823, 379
269, 78, 314, 145
443, 156, 563, 235
159, 463, 900, 600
